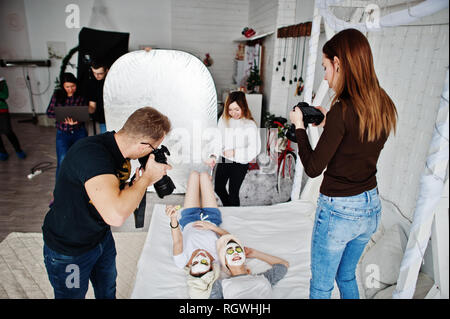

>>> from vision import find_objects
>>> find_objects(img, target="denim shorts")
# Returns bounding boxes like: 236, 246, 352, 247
179, 207, 222, 230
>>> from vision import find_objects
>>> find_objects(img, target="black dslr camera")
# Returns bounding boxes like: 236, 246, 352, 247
138, 145, 176, 199
130, 145, 176, 228
285, 102, 325, 142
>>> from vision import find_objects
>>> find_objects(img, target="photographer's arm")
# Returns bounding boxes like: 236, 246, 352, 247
85, 155, 170, 227
85, 172, 152, 227
291, 105, 344, 178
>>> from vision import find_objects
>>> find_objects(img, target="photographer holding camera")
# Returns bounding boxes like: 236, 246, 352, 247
289, 29, 397, 299
42, 106, 172, 299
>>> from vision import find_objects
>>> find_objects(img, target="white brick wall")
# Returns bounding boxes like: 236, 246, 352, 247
372, 23, 449, 222
248, 0, 279, 116
249, 0, 278, 35
268, 0, 306, 117
171, 0, 249, 97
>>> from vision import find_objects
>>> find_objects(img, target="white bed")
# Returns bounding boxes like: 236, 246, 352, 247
131, 200, 351, 299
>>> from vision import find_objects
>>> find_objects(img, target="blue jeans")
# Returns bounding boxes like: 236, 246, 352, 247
179, 207, 222, 229
55, 127, 87, 178
43, 230, 117, 299
309, 187, 381, 299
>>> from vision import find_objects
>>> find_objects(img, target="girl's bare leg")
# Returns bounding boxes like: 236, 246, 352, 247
200, 171, 218, 208
183, 171, 201, 208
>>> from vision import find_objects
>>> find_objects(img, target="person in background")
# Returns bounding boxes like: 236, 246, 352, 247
0, 77, 26, 161
88, 60, 109, 134
210, 234, 289, 299
46, 72, 87, 178
290, 28, 398, 299
205, 91, 261, 206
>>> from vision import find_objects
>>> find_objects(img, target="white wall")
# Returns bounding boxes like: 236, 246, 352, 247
267, 0, 299, 117
0, 0, 35, 113
248, 0, 279, 116
171, 0, 249, 98
3, 0, 172, 114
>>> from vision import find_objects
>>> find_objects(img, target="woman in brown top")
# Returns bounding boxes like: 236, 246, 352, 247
290, 28, 397, 299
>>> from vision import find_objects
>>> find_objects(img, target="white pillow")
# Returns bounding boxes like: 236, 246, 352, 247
373, 272, 434, 299
360, 224, 408, 298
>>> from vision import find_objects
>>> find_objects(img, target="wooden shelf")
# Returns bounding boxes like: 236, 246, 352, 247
233, 31, 274, 43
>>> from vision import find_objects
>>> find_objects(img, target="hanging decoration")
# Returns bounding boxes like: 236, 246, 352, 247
276, 21, 312, 83
296, 36, 307, 96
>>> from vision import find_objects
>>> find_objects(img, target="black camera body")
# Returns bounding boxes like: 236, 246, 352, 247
138, 145, 176, 199
130, 145, 175, 228
286, 102, 325, 142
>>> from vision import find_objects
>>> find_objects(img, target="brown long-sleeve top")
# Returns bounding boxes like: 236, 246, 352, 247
295, 101, 388, 197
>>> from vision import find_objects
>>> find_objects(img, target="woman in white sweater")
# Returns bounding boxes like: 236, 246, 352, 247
205, 91, 261, 206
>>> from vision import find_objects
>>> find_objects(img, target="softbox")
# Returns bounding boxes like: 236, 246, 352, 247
77, 27, 129, 97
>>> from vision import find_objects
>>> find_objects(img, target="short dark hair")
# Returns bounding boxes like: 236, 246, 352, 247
91, 59, 109, 70
121, 106, 171, 141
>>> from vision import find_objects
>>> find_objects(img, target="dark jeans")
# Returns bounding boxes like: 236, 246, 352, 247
214, 160, 249, 206
55, 127, 87, 178
43, 230, 117, 299
0, 113, 22, 153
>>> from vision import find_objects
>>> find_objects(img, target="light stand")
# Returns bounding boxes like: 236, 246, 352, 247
21, 69, 37, 124
0, 59, 51, 125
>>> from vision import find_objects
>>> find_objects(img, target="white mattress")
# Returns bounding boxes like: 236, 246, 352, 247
131, 200, 338, 299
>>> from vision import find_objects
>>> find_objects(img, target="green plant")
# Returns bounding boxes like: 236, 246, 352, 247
58, 45, 79, 89
246, 61, 262, 93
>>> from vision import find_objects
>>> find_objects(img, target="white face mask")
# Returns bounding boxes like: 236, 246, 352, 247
225, 242, 246, 267
190, 250, 211, 275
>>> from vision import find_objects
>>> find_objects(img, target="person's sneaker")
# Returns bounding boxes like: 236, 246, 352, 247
16, 150, 26, 159
0, 152, 8, 161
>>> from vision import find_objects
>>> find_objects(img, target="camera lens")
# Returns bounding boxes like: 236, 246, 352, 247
154, 175, 176, 198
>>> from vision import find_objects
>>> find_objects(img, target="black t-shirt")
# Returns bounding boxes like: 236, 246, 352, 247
87, 78, 105, 123
42, 131, 131, 256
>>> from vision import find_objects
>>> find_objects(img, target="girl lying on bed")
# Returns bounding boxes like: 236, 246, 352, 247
209, 234, 289, 299
165, 171, 229, 299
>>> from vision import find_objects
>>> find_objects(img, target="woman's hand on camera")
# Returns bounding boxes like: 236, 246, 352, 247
143, 154, 172, 185
289, 107, 304, 129
312, 106, 327, 128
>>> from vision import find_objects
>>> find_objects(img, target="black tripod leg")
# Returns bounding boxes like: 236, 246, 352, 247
134, 193, 146, 228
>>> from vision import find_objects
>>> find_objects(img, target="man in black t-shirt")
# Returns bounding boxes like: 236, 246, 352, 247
42, 107, 172, 299
88, 60, 108, 134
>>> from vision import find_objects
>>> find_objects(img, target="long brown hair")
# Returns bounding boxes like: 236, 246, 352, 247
323, 28, 397, 142
222, 91, 256, 124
